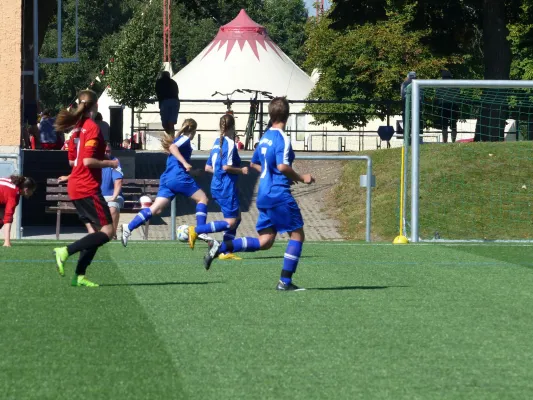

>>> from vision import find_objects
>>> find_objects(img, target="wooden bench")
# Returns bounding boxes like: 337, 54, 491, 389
46, 178, 159, 240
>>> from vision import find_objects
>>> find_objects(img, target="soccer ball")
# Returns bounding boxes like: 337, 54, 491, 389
139, 195, 152, 208
177, 225, 189, 242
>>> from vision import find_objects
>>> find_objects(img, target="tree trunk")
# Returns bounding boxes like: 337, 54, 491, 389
474, 0, 511, 141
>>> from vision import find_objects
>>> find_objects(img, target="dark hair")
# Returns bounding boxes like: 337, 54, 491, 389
219, 114, 235, 159
55, 90, 97, 132
268, 97, 290, 124
10, 175, 36, 192
95, 112, 103, 121
42, 109, 51, 117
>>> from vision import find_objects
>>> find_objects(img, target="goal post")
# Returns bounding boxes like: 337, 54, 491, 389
408, 80, 533, 242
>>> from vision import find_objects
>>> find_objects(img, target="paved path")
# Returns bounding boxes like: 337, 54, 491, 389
21, 158, 346, 242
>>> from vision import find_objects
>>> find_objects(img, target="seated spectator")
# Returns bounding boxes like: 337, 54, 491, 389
102, 143, 124, 239
95, 112, 110, 142
122, 139, 131, 150
235, 135, 244, 150
39, 110, 60, 150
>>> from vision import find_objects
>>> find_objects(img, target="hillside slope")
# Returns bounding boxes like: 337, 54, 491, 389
334, 142, 533, 241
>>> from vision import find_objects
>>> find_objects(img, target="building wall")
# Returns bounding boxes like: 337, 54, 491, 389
0, 0, 22, 239
0, 0, 22, 147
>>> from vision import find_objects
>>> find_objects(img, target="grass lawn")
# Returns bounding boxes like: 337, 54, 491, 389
2, 240, 533, 399
335, 141, 533, 241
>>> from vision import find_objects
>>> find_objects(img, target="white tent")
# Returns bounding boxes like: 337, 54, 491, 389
98, 9, 315, 150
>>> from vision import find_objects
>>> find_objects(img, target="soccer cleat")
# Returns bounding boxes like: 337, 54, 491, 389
218, 253, 242, 260
198, 233, 214, 243
203, 240, 221, 270
121, 224, 131, 247
53, 247, 69, 277
71, 275, 99, 287
276, 281, 306, 291
188, 226, 198, 249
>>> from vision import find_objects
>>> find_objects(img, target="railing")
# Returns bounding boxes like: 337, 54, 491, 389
125, 99, 402, 152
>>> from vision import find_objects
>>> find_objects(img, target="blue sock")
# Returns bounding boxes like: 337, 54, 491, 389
280, 240, 303, 284
223, 220, 241, 242
128, 208, 152, 231
196, 203, 208, 225
195, 220, 230, 234
220, 237, 260, 253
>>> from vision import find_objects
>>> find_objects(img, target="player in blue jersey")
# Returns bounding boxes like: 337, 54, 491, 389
187, 114, 248, 259
203, 97, 315, 291
121, 119, 211, 247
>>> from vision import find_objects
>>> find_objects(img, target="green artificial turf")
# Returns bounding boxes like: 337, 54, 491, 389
2, 241, 533, 399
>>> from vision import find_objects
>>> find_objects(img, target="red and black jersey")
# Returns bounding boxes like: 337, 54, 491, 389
67, 117, 106, 200
0, 178, 20, 224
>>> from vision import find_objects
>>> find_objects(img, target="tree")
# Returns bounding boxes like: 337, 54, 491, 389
105, 2, 163, 110
39, 0, 144, 111
328, 0, 524, 80
259, 0, 308, 67
304, 11, 458, 129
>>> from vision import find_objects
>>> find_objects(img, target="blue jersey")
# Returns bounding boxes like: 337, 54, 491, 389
251, 128, 295, 209
206, 137, 241, 199
160, 135, 193, 183
101, 157, 123, 197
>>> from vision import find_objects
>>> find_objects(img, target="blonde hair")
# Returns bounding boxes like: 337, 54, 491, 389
161, 118, 197, 153
218, 114, 235, 158
55, 90, 98, 132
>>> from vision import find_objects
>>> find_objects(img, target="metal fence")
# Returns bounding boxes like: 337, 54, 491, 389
125, 99, 402, 152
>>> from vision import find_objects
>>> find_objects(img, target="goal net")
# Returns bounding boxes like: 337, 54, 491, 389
403, 80, 533, 242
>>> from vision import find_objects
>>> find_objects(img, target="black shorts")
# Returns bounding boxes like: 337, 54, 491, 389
0, 206, 4, 229
73, 194, 113, 228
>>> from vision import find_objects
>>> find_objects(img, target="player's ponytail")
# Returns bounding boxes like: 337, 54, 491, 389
10, 175, 36, 192
55, 90, 98, 132
161, 118, 197, 153
219, 114, 235, 160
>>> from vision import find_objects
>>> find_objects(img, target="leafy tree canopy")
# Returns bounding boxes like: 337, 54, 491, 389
305, 9, 459, 128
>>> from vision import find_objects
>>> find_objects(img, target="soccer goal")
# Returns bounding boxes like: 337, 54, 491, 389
404, 80, 533, 242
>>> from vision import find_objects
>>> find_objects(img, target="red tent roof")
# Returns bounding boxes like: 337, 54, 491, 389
221, 9, 265, 32
203, 9, 280, 61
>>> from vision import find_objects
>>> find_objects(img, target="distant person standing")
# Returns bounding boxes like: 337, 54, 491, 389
155, 71, 180, 135
235, 135, 244, 150
38, 110, 59, 150
437, 70, 459, 143
401, 71, 416, 134
94, 112, 110, 142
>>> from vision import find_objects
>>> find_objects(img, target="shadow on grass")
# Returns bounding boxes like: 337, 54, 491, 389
308, 285, 407, 291
100, 281, 224, 287
246, 256, 321, 260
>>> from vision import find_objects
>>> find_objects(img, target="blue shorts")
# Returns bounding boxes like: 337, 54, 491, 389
214, 195, 240, 219
159, 99, 180, 126
157, 176, 200, 200
256, 199, 304, 234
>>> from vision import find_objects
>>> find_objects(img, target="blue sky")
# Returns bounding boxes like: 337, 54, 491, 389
304, 0, 331, 15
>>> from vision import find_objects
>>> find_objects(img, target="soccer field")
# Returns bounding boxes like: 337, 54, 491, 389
2, 241, 533, 399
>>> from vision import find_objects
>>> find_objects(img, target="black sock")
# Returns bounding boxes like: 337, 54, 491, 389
223, 240, 234, 253
76, 247, 98, 275
67, 232, 110, 256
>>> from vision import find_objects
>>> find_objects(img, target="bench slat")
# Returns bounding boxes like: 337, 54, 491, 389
47, 186, 68, 193
46, 195, 71, 201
